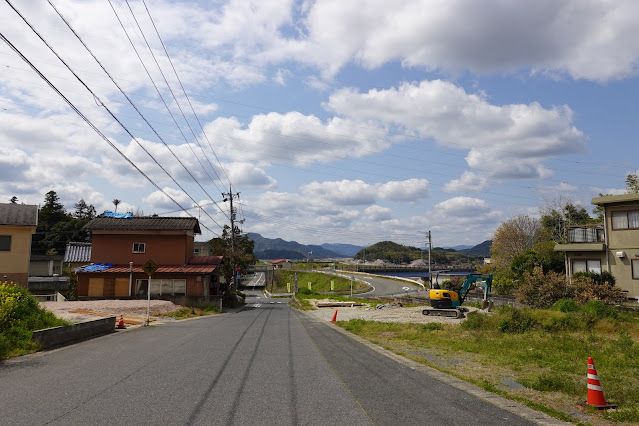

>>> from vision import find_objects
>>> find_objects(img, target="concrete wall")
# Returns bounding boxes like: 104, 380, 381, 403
32, 316, 116, 349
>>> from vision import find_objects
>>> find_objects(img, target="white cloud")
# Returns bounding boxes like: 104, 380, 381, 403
300, 179, 429, 205
326, 80, 586, 180
539, 182, 578, 193
364, 205, 393, 221
142, 187, 192, 210
444, 171, 489, 193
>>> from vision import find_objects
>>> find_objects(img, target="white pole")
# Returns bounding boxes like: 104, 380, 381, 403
128, 261, 133, 297
146, 275, 151, 326
350, 275, 353, 297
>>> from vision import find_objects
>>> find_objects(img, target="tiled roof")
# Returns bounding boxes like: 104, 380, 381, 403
271, 259, 289, 264
64, 242, 92, 263
0, 203, 38, 226
187, 256, 223, 265
83, 217, 201, 233
76, 264, 218, 274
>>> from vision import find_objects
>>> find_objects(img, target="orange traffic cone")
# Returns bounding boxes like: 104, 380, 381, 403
116, 315, 126, 329
585, 356, 616, 409
330, 309, 338, 323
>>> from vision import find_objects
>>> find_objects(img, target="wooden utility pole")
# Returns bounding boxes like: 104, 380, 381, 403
222, 185, 240, 291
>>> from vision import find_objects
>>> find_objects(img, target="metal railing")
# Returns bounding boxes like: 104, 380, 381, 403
566, 226, 604, 243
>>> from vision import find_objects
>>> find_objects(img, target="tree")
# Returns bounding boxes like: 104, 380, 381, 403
510, 241, 565, 278
9, 196, 18, 203
490, 214, 542, 271
626, 173, 639, 194
73, 199, 96, 220
112, 199, 121, 212
208, 225, 257, 290
540, 196, 593, 243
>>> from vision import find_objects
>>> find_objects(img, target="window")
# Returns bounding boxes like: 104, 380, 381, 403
0, 235, 10, 251
132, 242, 146, 253
633, 260, 639, 280
573, 259, 601, 274
612, 209, 639, 230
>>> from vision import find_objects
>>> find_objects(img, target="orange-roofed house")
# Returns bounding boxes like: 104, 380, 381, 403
76, 216, 224, 305
271, 259, 293, 270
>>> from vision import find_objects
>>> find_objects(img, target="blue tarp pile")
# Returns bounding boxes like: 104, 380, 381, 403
76, 263, 113, 272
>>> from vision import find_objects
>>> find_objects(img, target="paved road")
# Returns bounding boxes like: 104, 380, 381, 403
348, 273, 424, 297
0, 304, 546, 425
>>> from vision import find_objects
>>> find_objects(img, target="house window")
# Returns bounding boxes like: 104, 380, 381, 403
132, 242, 146, 253
0, 235, 10, 251
612, 210, 639, 230
573, 259, 602, 274
194, 248, 200, 255
633, 260, 639, 280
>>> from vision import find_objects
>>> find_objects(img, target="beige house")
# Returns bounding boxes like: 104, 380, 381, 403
555, 193, 639, 299
0, 203, 38, 287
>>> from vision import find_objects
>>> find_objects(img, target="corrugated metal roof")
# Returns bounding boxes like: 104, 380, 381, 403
64, 242, 92, 263
0, 203, 38, 226
83, 217, 201, 233
77, 264, 218, 274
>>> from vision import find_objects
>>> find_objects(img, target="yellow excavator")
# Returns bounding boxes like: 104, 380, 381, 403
422, 273, 493, 319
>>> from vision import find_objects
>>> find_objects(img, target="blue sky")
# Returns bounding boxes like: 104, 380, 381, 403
0, 0, 637, 248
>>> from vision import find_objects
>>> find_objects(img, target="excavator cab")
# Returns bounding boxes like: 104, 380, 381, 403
428, 288, 460, 309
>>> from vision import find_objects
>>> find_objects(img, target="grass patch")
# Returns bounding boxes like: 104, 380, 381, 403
273, 270, 367, 294
1, 282, 70, 359
164, 304, 221, 319
336, 305, 639, 423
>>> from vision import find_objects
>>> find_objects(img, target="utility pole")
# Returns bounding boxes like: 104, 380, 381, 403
427, 231, 432, 289
222, 185, 240, 291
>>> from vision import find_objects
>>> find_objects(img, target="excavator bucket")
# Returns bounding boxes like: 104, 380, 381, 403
481, 300, 494, 311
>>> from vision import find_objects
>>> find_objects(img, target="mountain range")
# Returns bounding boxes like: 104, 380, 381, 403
248, 233, 491, 260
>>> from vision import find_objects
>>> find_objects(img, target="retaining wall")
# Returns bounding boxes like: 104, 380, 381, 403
32, 316, 116, 349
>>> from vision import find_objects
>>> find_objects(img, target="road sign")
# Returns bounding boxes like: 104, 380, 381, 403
142, 259, 158, 276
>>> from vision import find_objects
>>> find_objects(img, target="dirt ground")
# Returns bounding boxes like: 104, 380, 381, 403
41, 300, 184, 323
303, 299, 480, 324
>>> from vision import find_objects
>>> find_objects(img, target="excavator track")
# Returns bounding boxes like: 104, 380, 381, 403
422, 308, 463, 319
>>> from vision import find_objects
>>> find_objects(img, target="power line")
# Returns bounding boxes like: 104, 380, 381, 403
139, 0, 234, 193
3, 0, 224, 235
0, 29, 219, 238
46, 0, 230, 222
108, 0, 227, 196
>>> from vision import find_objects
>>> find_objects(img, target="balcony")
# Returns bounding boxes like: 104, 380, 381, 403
555, 224, 605, 253
566, 225, 604, 243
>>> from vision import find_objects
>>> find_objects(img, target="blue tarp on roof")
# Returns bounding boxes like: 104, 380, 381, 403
76, 263, 113, 272
104, 211, 132, 218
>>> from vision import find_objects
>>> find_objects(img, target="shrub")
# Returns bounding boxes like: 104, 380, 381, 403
498, 308, 537, 333
492, 275, 518, 295
553, 299, 580, 313
0, 282, 68, 359
515, 267, 572, 308
461, 312, 488, 330
571, 275, 625, 305
581, 300, 618, 319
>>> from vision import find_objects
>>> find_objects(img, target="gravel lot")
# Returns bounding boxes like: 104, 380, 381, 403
303, 300, 477, 324
41, 300, 184, 323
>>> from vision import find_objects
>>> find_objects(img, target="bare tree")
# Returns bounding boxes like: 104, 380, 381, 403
490, 214, 542, 271
112, 199, 121, 212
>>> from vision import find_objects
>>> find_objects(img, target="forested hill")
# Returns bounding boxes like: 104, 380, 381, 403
355, 240, 487, 264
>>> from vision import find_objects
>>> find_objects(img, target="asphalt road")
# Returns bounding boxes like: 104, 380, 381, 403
0, 303, 541, 425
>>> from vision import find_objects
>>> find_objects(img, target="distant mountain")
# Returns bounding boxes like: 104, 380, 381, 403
247, 233, 344, 260
443, 244, 473, 251
460, 240, 492, 256
320, 243, 363, 257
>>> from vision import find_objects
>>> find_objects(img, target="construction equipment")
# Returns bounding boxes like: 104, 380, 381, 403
422, 274, 493, 319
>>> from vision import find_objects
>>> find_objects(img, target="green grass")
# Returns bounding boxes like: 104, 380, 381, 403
273, 270, 367, 293
163, 304, 222, 319
338, 305, 639, 423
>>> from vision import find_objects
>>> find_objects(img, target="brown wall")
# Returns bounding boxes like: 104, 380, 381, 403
77, 272, 208, 298
91, 233, 193, 265
0, 272, 28, 287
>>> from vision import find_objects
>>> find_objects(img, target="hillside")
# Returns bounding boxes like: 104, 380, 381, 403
320, 242, 363, 257
247, 233, 343, 260
355, 240, 484, 265
460, 240, 492, 256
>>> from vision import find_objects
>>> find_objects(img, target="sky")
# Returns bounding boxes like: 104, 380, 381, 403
0, 0, 637, 248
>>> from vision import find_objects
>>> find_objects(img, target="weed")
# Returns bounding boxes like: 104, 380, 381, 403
421, 323, 444, 331
581, 300, 618, 319
498, 308, 537, 333
520, 372, 581, 395
553, 298, 580, 313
